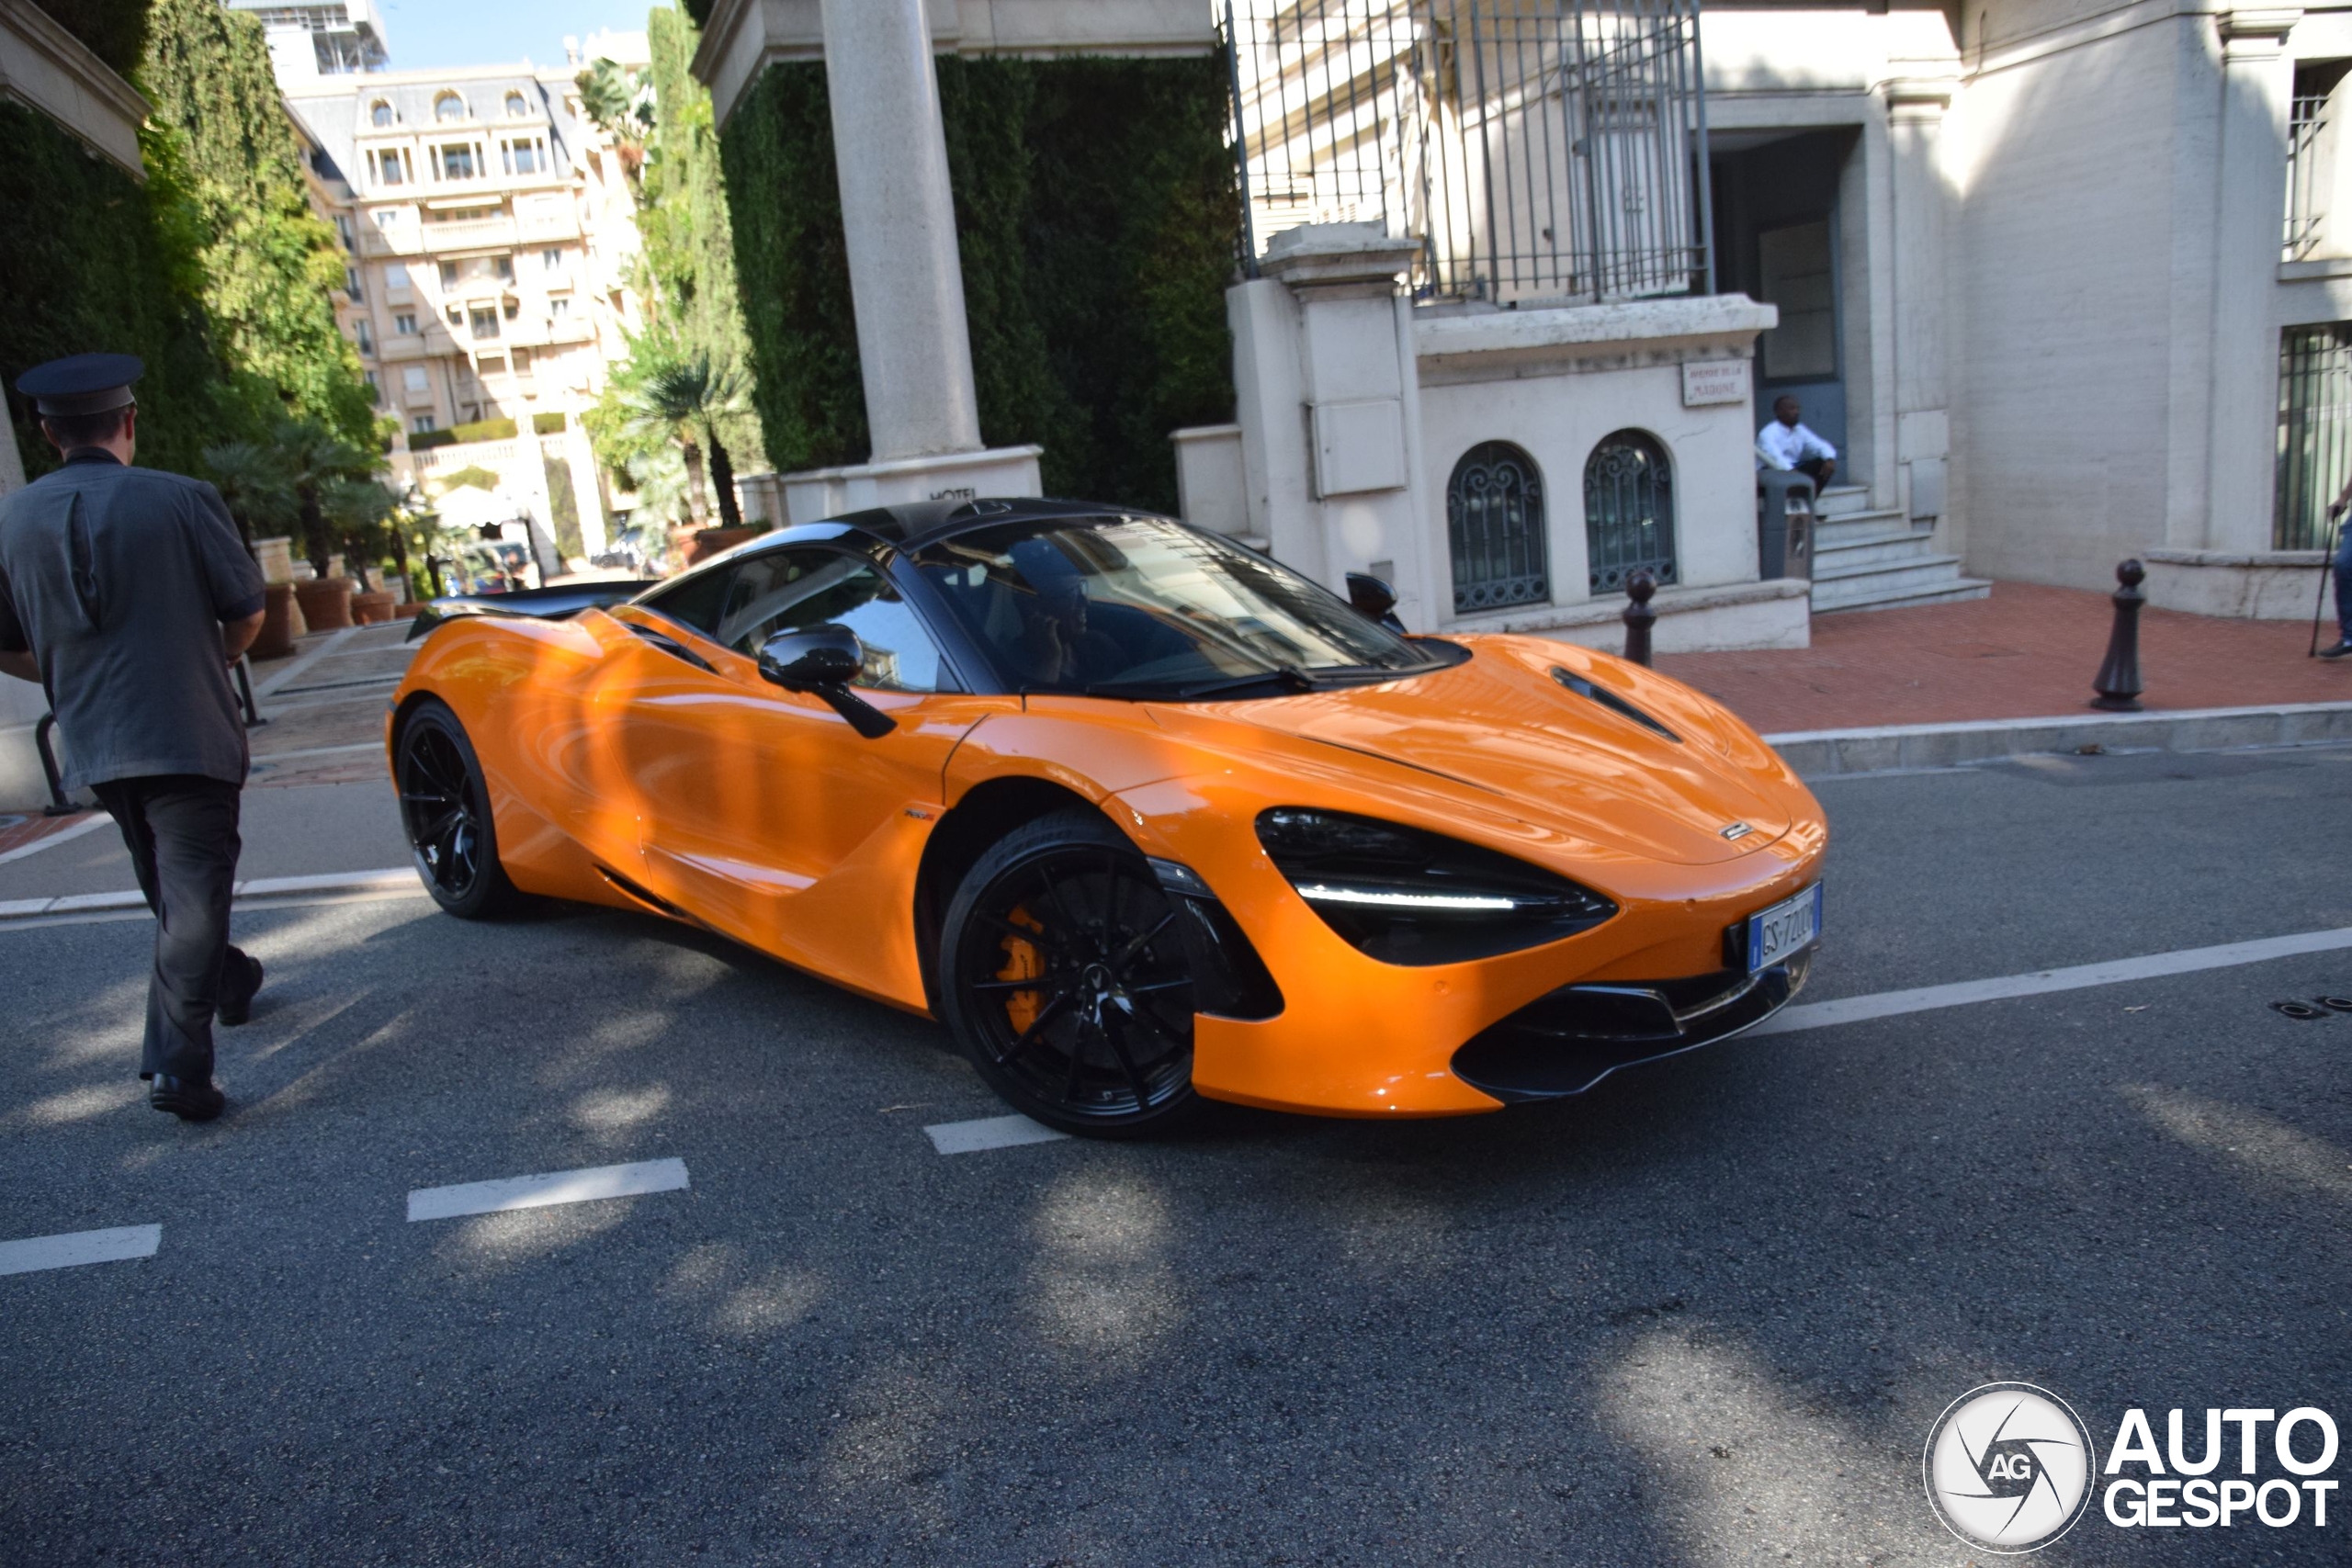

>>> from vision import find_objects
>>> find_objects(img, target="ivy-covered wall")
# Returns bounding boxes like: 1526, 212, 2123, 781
643, 6, 767, 472
718, 52, 1239, 513
29, 0, 149, 75
0, 102, 223, 480
140, 0, 375, 449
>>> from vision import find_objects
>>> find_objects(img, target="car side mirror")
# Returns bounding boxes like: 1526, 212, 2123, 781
757, 626, 894, 739
1345, 572, 1407, 633
757, 625, 862, 690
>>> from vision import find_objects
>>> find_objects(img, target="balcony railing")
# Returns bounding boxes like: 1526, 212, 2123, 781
2289, 94, 2329, 262
420, 216, 520, 254
1225, 0, 1712, 304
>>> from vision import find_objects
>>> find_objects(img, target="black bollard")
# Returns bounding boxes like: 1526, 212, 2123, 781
2090, 558, 2145, 711
33, 712, 78, 816
232, 654, 267, 728
1623, 570, 1657, 668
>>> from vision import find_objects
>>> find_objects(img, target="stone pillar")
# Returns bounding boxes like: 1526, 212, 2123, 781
1231, 225, 1433, 626
2205, 8, 2301, 553
1885, 78, 1955, 538
818, 0, 983, 462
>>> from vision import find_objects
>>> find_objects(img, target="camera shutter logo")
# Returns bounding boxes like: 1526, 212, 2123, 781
1923, 1382, 2098, 1552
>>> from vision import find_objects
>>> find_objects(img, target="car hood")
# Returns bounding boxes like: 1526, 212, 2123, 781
1148, 637, 1801, 867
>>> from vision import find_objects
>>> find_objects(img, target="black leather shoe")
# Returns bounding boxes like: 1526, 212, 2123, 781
150, 1075, 226, 1122
2323, 640, 2352, 660
217, 955, 264, 1027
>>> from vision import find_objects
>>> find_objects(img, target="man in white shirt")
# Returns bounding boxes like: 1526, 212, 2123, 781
1756, 395, 1838, 492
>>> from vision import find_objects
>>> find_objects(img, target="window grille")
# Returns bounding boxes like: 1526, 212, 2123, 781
2288, 95, 2329, 262
1583, 430, 1676, 592
1222, 0, 1712, 303
1447, 441, 1548, 612
2277, 324, 2352, 550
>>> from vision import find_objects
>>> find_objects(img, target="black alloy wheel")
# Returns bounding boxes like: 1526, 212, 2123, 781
940, 810, 1202, 1137
396, 699, 517, 919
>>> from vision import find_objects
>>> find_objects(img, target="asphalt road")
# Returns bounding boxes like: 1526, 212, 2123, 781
3, 747, 2349, 1565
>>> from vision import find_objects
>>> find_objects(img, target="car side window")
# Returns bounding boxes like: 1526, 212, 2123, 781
635, 562, 733, 638
716, 549, 947, 694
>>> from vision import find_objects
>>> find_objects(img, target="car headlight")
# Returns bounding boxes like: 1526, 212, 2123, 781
1255, 807, 1617, 965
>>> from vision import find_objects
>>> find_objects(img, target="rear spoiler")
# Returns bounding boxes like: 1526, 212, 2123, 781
406, 580, 663, 641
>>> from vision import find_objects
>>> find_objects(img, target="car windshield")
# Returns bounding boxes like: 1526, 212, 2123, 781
912, 514, 1449, 697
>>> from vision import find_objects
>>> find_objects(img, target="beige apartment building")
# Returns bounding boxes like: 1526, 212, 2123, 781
277, 35, 650, 558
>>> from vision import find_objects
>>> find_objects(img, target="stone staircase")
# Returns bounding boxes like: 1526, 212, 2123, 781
1807, 486, 1990, 613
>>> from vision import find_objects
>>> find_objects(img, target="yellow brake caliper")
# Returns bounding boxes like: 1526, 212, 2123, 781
997, 905, 1047, 1033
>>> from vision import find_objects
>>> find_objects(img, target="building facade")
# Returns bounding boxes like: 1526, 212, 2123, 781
260, 16, 650, 560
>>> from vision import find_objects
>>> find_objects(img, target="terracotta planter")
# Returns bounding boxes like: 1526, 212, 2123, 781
293, 575, 354, 632
678, 525, 762, 567
253, 581, 301, 660
350, 590, 397, 625
390, 601, 426, 620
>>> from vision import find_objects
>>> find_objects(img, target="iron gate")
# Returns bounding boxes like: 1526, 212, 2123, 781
1223, 0, 1713, 304
1584, 430, 1677, 592
1447, 441, 1549, 611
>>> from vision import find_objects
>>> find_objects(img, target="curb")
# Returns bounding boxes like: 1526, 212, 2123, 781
0, 868, 419, 922
1764, 701, 2352, 777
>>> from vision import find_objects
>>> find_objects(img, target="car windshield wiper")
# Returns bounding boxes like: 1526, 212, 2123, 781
1083, 665, 1325, 701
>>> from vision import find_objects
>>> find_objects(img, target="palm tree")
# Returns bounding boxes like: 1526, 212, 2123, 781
201, 441, 296, 554
274, 418, 379, 580
322, 478, 402, 592
576, 57, 651, 187
624, 351, 751, 530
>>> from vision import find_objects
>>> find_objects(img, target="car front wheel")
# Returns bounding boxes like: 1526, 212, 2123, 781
938, 809, 1202, 1137
395, 698, 520, 919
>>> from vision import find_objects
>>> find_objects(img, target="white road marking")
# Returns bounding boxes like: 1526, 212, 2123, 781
406, 1157, 690, 1223
0, 813, 110, 868
924, 1113, 1070, 1156
250, 740, 384, 763
1755, 926, 2352, 1037
0, 1224, 162, 1278
0, 869, 421, 925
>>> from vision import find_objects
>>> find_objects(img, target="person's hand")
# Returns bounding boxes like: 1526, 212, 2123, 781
2331, 498, 2348, 523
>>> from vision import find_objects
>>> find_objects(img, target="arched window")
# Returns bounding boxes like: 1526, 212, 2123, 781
1583, 431, 1678, 593
504, 91, 528, 117
369, 99, 394, 128
1446, 441, 1548, 614
434, 92, 467, 123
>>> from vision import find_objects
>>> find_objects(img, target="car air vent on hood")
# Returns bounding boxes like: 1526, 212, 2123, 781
1551, 667, 1680, 743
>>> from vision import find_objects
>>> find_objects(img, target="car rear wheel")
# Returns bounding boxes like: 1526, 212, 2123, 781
939, 809, 1203, 1137
396, 699, 519, 919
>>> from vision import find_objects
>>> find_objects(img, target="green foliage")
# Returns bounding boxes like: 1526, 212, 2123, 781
200, 439, 297, 547
434, 464, 501, 494
620, 336, 752, 528
271, 417, 379, 575
640, 7, 766, 476
408, 428, 459, 452
718, 54, 1239, 511
138, 0, 375, 450
0, 102, 224, 481
532, 412, 568, 435
718, 62, 866, 472
450, 416, 519, 443
543, 457, 583, 560
30, 0, 151, 76
576, 56, 651, 187
679, 0, 714, 27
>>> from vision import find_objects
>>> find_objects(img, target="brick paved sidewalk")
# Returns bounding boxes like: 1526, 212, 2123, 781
1656, 581, 2352, 735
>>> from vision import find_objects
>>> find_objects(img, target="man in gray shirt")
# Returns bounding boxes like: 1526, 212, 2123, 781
0, 355, 269, 1122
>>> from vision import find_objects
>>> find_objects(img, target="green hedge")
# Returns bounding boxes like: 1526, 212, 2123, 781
407, 428, 458, 451
719, 53, 1239, 513
0, 102, 224, 481
532, 411, 567, 434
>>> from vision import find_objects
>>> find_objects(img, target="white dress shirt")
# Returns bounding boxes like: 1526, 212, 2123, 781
1756, 420, 1837, 471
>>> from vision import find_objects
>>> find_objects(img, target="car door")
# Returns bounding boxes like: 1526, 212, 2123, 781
606, 546, 1013, 1009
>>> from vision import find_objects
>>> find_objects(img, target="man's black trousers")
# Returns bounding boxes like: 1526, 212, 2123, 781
90, 774, 255, 1082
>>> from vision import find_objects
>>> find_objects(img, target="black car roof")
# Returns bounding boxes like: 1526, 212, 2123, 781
753, 496, 1150, 558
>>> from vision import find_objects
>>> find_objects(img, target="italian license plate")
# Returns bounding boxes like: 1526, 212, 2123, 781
1746, 884, 1823, 974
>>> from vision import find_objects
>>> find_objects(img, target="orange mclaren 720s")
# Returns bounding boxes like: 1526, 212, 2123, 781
389, 499, 1826, 1135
